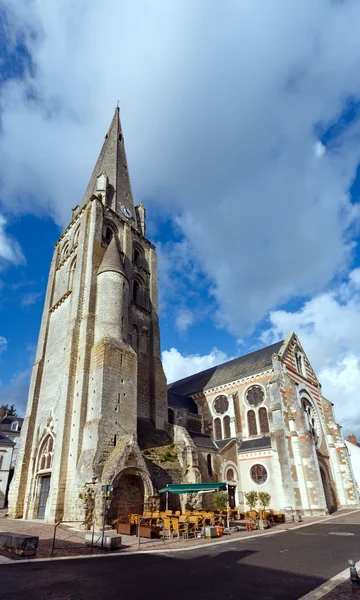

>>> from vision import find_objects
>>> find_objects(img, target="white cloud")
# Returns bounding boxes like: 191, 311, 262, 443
1, 1, 360, 335
0, 336, 8, 354
0, 368, 31, 415
175, 308, 195, 334
262, 268, 360, 437
0, 214, 24, 266
162, 347, 231, 384
21, 291, 42, 308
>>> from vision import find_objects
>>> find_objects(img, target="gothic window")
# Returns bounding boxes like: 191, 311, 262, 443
213, 395, 229, 415
133, 280, 141, 305
246, 385, 265, 407
68, 258, 77, 291
61, 241, 69, 261
247, 410, 258, 435
38, 435, 54, 472
207, 454, 213, 476
226, 468, 235, 481
302, 398, 319, 446
259, 407, 269, 433
223, 415, 231, 439
250, 464, 268, 485
105, 227, 113, 243
168, 409, 175, 425
214, 417, 222, 441
73, 224, 80, 246
133, 246, 143, 268
295, 347, 305, 376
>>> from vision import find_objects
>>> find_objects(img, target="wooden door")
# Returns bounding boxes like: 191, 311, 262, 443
37, 475, 51, 519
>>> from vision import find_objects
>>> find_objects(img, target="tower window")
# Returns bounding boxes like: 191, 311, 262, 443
168, 409, 175, 425
133, 248, 141, 267
133, 280, 141, 305
105, 227, 113, 243
207, 454, 213, 476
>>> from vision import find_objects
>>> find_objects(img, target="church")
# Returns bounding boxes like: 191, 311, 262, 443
9, 109, 359, 525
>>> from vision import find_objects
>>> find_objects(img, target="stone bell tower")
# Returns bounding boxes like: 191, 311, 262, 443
9, 108, 168, 523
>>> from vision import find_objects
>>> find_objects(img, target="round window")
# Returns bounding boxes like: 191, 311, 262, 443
246, 385, 265, 407
213, 395, 229, 415
250, 464, 268, 485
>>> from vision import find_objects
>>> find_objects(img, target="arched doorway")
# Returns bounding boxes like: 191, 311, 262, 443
320, 465, 335, 513
108, 470, 145, 523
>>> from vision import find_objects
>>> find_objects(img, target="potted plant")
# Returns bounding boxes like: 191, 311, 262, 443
258, 491, 271, 529
244, 491, 258, 530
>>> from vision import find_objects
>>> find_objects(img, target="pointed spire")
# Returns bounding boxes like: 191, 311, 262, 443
82, 107, 135, 217
97, 236, 127, 278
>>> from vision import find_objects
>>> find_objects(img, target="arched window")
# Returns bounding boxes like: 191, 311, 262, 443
223, 415, 231, 439
69, 258, 77, 291
295, 347, 305, 376
105, 227, 113, 243
226, 468, 235, 481
133, 280, 141, 305
133, 247, 142, 267
214, 418, 222, 441
302, 397, 319, 446
73, 224, 80, 246
38, 435, 54, 472
11, 421, 19, 432
207, 454, 213, 476
61, 241, 69, 261
259, 407, 269, 433
247, 410, 257, 435
168, 409, 175, 425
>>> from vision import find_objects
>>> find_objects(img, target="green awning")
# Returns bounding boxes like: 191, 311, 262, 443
158, 482, 227, 495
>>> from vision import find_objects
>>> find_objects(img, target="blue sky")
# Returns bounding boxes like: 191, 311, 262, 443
1, 1, 360, 438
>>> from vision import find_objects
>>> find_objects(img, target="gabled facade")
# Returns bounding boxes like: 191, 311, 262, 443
168, 333, 359, 514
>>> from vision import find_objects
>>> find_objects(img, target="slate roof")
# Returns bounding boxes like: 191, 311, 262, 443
215, 438, 236, 450
168, 391, 198, 415
189, 432, 217, 449
238, 436, 271, 452
168, 340, 284, 396
0, 431, 15, 445
0, 416, 23, 433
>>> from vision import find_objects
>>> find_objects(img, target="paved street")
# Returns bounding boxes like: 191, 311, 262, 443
1, 513, 360, 600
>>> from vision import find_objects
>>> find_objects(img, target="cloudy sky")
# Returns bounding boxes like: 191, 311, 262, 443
1, 0, 360, 437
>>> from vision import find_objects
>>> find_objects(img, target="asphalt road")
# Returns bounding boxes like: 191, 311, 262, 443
1, 520, 360, 600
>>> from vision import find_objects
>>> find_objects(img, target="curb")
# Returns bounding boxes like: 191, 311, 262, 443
1, 508, 359, 565
298, 559, 360, 600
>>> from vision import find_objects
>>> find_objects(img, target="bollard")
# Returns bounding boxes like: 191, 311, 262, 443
348, 560, 360, 586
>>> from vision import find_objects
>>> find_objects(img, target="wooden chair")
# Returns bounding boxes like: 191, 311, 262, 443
161, 516, 172, 539
187, 515, 200, 537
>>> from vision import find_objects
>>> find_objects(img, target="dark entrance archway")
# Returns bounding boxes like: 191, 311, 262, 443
108, 471, 145, 523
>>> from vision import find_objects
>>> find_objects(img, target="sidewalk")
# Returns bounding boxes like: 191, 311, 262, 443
0, 509, 356, 561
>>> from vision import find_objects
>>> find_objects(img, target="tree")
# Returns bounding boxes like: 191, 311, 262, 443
0, 404, 18, 417
258, 491, 271, 512
213, 490, 228, 511
244, 490, 258, 511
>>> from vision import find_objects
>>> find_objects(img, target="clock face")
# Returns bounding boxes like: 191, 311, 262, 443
120, 204, 132, 219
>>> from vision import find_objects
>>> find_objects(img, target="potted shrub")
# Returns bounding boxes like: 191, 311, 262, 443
258, 491, 271, 529
244, 491, 258, 529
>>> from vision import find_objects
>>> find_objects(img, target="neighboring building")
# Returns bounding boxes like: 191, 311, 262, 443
0, 416, 24, 468
0, 416, 24, 507
9, 109, 359, 523
168, 333, 360, 515
0, 431, 15, 509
